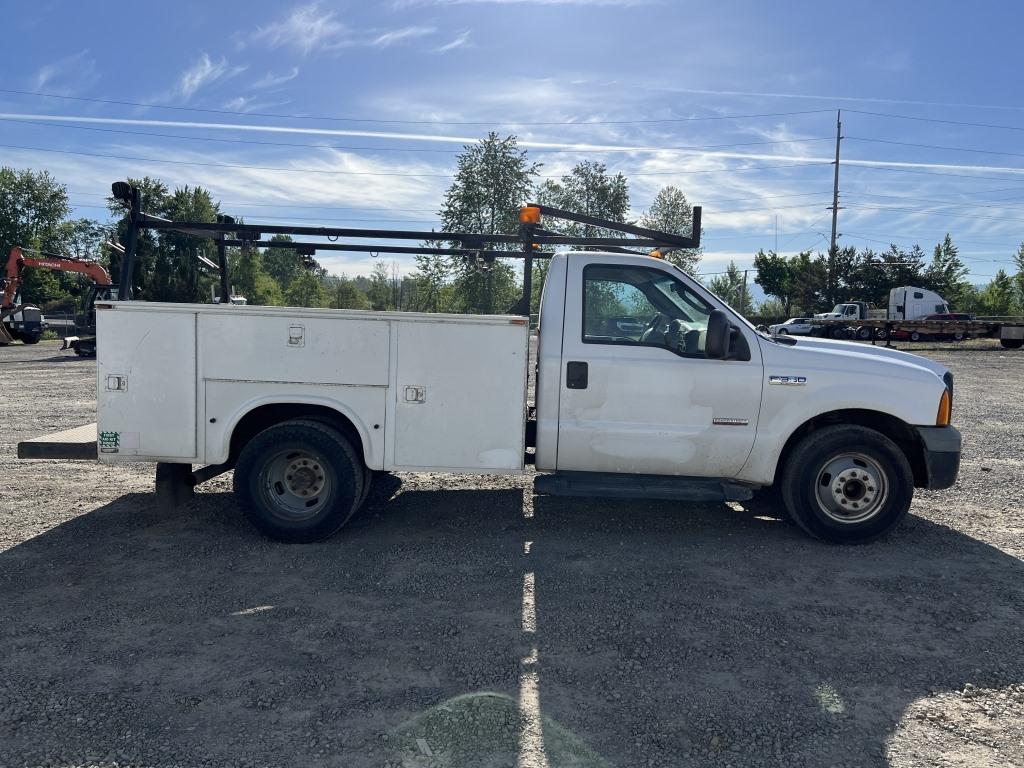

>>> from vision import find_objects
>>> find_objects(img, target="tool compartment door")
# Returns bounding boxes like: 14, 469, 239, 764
391, 320, 528, 471
96, 309, 197, 460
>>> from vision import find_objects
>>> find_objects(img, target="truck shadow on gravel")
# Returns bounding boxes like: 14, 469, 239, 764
0, 485, 1021, 768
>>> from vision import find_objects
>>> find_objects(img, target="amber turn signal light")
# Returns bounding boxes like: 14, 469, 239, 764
936, 388, 951, 426
519, 206, 541, 224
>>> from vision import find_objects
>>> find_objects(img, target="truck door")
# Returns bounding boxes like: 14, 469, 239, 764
555, 257, 763, 478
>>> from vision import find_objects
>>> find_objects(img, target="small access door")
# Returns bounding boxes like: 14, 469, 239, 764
555, 257, 763, 478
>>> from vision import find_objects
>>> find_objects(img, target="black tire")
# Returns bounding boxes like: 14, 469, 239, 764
234, 419, 365, 543
780, 425, 914, 544
910, 331, 922, 342
952, 331, 966, 342
777, 328, 788, 335
1000, 338, 1023, 350
874, 328, 888, 340
856, 326, 872, 340
21, 334, 41, 345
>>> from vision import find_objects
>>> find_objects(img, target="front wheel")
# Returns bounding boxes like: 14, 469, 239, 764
234, 419, 365, 543
776, 328, 788, 335
780, 425, 914, 543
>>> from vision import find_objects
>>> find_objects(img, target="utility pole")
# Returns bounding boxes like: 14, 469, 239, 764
829, 109, 842, 254
827, 109, 843, 304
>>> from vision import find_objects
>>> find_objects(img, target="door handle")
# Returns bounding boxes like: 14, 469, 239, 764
566, 361, 588, 389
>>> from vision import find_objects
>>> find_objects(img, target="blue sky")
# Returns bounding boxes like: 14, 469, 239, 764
3, 0, 1023, 285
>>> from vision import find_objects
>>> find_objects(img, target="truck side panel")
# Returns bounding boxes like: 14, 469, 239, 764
97, 309, 197, 461
388, 320, 528, 472
198, 313, 390, 386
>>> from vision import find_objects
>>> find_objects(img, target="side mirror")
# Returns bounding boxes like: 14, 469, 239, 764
705, 309, 731, 359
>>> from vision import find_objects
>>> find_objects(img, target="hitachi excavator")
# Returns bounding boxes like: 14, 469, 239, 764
1, 245, 115, 355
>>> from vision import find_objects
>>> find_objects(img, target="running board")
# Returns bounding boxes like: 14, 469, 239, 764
534, 471, 754, 502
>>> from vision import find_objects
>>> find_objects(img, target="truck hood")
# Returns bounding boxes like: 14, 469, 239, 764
761, 334, 949, 380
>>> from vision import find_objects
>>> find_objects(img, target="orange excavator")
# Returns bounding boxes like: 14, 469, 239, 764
1, 245, 115, 354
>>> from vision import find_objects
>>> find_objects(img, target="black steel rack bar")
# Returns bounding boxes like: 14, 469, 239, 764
110, 182, 702, 315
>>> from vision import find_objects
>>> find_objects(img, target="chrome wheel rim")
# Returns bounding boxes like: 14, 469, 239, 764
814, 452, 888, 524
259, 449, 332, 521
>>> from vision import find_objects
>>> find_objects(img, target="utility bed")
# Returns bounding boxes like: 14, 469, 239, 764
95, 302, 530, 473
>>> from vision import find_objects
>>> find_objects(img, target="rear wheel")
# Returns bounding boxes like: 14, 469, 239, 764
234, 419, 365, 543
1001, 338, 1023, 350
910, 331, 923, 342
856, 326, 872, 340
780, 425, 914, 543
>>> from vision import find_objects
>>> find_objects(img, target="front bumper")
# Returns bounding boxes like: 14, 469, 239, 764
916, 426, 961, 490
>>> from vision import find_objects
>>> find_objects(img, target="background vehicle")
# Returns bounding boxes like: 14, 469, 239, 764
20, 185, 961, 547
768, 317, 814, 336
815, 287, 949, 324
1, 246, 114, 354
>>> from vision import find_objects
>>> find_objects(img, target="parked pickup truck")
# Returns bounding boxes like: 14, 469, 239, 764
22, 249, 958, 546
17, 192, 961, 545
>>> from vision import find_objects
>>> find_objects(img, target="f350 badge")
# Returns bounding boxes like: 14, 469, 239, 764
769, 375, 807, 386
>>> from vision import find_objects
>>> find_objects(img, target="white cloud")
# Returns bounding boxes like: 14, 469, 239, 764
371, 26, 436, 48
252, 3, 348, 54
31, 49, 98, 94
435, 31, 471, 53
251, 67, 300, 89
170, 54, 247, 102
249, 4, 441, 54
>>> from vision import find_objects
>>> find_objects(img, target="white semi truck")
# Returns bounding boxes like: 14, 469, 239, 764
19, 189, 961, 545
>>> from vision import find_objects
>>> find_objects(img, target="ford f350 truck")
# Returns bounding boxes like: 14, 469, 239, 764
18, 186, 961, 545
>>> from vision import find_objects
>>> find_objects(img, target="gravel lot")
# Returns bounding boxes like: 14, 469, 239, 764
1, 339, 1023, 768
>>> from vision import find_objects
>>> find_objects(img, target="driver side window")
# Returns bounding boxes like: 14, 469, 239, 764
582, 263, 714, 358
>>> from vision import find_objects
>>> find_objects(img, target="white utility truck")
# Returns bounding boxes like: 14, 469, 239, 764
19, 189, 961, 545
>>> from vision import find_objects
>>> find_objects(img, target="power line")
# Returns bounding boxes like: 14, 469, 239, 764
845, 109, 1024, 134
847, 136, 1024, 159
845, 201, 1024, 224
846, 163, 1024, 184
0, 116, 835, 155
846, 190, 1024, 210
0, 88, 834, 127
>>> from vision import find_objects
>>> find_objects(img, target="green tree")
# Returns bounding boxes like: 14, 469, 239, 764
233, 245, 282, 306
753, 249, 825, 314
707, 261, 753, 315
262, 234, 304, 291
536, 160, 629, 238
408, 249, 452, 312
367, 261, 393, 310
108, 176, 170, 299
640, 186, 702, 275
331, 276, 370, 309
924, 234, 970, 308
1012, 242, 1024, 313
0, 167, 72, 306
977, 270, 1014, 316
284, 270, 327, 307
439, 133, 539, 313
159, 185, 221, 303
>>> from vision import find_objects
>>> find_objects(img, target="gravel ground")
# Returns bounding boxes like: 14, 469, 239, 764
1, 338, 1023, 768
